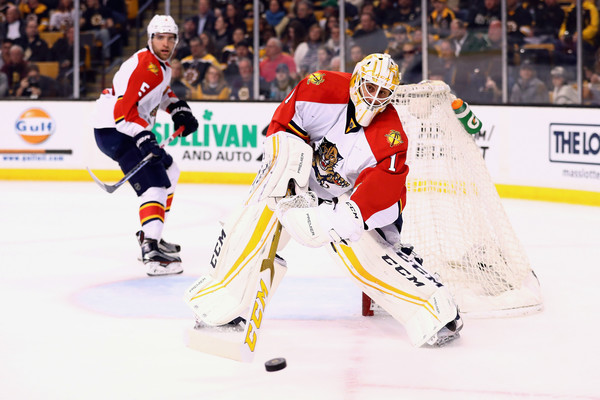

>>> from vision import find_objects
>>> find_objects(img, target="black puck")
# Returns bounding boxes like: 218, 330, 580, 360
264, 357, 287, 372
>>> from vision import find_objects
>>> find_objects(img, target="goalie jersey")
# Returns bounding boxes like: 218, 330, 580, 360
267, 71, 409, 230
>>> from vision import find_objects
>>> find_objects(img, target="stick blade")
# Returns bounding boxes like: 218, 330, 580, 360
86, 167, 112, 193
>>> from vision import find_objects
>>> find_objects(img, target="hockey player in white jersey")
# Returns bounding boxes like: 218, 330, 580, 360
93, 15, 199, 276
185, 53, 462, 349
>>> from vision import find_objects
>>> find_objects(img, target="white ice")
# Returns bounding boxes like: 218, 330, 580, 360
1, 181, 599, 400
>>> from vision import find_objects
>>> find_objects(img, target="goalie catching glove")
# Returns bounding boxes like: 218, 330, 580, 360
168, 100, 198, 137
276, 193, 365, 248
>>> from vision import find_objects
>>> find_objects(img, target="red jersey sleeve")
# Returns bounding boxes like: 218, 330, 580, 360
114, 52, 164, 129
266, 71, 351, 142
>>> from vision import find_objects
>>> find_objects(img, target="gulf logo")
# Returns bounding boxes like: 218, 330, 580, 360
15, 108, 56, 144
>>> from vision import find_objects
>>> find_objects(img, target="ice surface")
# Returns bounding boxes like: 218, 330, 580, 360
1, 181, 599, 400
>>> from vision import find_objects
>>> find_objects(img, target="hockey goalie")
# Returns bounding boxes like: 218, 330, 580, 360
184, 53, 463, 351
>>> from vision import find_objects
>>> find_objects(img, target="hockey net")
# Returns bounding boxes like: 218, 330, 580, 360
364, 80, 542, 318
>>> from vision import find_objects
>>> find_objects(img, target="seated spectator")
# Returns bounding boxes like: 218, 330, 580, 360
18, 0, 49, 32
269, 63, 296, 101
192, 64, 231, 100
221, 26, 247, 64
331, 56, 343, 71
230, 56, 269, 100
429, 0, 455, 41
398, 41, 422, 84
170, 59, 193, 100
16, 16, 50, 61
50, 25, 85, 79
192, 0, 216, 37
80, 0, 115, 60
14, 63, 61, 98
550, 66, 578, 104
528, 0, 564, 42
0, 38, 13, 69
351, 11, 388, 54
287, 0, 318, 34
396, 0, 421, 29
387, 25, 410, 64
181, 36, 221, 87
466, 0, 500, 37
259, 37, 297, 83
0, 70, 7, 96
506, 0, 533, 47
223, 2, 246, 34
200, 31, 218, 59
264, 0, 289, 37
1, 43, 28, 94
374, 0, 398, 29
346, 43, 365, 72
558, 0, 599, 66
223, 38, 253, 83
175, 18, 198, 60
280, 20, 305, 56
294, 23, 323, 77
49, 0, 75, 32
1, 5, 25, 42
324, 22, 343, 58
509, 60, 549, 104
212, 14, 231, 58
314, 45, 332, 71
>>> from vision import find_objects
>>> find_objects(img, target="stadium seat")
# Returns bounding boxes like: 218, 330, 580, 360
35, 61, 60, 79
40, 31, 64, 48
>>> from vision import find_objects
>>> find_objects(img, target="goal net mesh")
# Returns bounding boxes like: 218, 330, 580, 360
391, 81, 542, 316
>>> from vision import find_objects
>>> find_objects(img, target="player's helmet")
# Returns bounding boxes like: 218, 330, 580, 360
349, 53, 401, 127
147, 15, 179, 59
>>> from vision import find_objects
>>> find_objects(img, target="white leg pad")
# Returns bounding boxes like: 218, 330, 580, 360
329, 230, 459, 347
184, 200, 281, 326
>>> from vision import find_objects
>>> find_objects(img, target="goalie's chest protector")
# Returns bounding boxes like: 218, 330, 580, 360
283, 71, 400, 200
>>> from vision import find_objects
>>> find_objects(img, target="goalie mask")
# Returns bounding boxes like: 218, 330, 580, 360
147, 15, 179, 60
350, 53, 401, 127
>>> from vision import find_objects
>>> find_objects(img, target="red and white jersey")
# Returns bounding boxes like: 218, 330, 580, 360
93, 48, 178, 137
267, 71, 409, 230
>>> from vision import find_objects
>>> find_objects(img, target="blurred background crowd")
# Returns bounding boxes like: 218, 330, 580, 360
1, 0, 600, 105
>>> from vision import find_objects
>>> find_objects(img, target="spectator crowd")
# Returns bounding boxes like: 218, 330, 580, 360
2, 0, 600, 105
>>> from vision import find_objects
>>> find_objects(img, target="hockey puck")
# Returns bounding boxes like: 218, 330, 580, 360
264, 357, 287, 372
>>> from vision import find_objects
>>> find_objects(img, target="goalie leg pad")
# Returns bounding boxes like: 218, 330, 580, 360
328, 230, 460, 347
184, 201, 283, 326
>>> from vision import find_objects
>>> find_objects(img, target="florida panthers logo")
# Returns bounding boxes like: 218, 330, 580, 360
307, 72, 325, 85
312, 138, 350, 189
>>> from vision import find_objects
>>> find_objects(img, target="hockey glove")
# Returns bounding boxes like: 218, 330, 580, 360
134, 130, 169, 164
168, 100, 198, 137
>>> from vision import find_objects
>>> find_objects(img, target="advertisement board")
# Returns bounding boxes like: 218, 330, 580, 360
0, 100, 598, 204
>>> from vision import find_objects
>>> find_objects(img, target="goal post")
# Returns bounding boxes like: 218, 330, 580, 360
364, 80, 543, 318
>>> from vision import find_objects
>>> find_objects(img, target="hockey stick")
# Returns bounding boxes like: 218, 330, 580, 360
87, 127, 184, 193
185, 220, 284, 362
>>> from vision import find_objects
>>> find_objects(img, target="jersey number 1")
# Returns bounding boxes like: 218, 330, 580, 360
388, 154, 397, 172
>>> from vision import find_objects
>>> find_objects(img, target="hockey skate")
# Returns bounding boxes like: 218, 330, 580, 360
426, 313, 463, 347
139, 237, 183, 276
136, 230, 181, 254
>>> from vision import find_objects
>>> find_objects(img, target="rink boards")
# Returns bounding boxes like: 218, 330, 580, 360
0, 99, 598, 206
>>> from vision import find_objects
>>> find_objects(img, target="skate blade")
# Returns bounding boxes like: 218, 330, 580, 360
146, 261, 183, 276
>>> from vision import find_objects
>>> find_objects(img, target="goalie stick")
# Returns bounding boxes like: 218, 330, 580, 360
185, 221, 283, 362
87, 127, 184, 193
